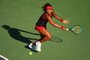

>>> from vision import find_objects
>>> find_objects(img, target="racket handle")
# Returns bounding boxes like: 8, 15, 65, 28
66, 28, 69, 31
60, 26, 69, 31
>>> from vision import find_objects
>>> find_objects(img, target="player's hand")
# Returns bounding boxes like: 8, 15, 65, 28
60, 26, 69, 31
63, 20, 69, 24
63, 28, 69, 31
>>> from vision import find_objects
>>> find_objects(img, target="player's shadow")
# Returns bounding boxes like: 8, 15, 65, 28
2, 25, 40, 45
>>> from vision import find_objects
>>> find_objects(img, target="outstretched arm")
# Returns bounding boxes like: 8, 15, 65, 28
45, 14, 68, 31
52, 11, 69, 24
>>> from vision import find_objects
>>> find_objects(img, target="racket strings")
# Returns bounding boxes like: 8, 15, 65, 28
71, 25, 82, 34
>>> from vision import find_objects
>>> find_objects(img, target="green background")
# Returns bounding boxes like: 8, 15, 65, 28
0, 0, 90, 60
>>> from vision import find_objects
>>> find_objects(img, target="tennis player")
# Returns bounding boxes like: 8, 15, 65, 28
29, 3, 69, 52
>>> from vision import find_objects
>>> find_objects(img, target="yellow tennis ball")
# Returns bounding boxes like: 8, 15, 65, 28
29, 52, 32, 55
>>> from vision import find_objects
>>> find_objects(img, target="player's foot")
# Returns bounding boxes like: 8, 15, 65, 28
28, 43, 32, 49
28, 43, 35, 51
35, 41, 41, 52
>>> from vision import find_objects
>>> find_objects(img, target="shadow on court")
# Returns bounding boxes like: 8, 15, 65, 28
2, 25, 40, 45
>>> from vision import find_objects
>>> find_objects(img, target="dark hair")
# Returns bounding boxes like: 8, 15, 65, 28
42, 3, 52, 12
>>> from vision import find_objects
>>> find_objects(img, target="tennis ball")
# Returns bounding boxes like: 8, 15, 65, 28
29, 52, 32, 55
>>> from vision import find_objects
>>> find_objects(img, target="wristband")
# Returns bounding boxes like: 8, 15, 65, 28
60, 19, 64, 22
60, 26, 65, 30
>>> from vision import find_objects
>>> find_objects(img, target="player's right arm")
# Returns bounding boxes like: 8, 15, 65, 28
45, 14, 66, 31
52, 10, 69, 24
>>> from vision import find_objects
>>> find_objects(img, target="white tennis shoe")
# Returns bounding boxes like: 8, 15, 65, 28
28, 41, 41, 52
35, 41, 41, 52
28, 43, 32, 48
28, 43, 35, 51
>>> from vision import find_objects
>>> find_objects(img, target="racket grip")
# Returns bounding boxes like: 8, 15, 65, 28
60, 26, 69, 31
66, 28, 69, 31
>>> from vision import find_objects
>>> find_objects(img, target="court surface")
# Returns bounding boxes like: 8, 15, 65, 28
0, 0, 90, 60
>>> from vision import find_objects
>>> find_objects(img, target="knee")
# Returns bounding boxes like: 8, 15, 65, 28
46, 35, 52, 40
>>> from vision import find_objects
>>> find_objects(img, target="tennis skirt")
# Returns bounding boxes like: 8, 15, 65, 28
35, 26, 45, 31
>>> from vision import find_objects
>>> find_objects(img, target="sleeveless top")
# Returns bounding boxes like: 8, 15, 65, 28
36, 13, 52, 28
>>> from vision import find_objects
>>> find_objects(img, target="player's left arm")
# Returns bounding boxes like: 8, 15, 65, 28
52, 10, 69, 24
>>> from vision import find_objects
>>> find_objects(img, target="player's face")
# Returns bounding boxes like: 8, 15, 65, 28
46, 6, 53, 14
47, 9, 53, 14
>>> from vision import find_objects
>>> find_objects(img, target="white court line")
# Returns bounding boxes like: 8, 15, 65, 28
0, 55, 9, 60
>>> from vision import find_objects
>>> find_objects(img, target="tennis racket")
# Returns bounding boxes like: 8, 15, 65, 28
69, 25, 82, 35
50, 35, 63, 43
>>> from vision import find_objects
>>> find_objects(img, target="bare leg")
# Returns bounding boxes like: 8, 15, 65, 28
37, 28, 52, 43
28, 28, 51, 52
